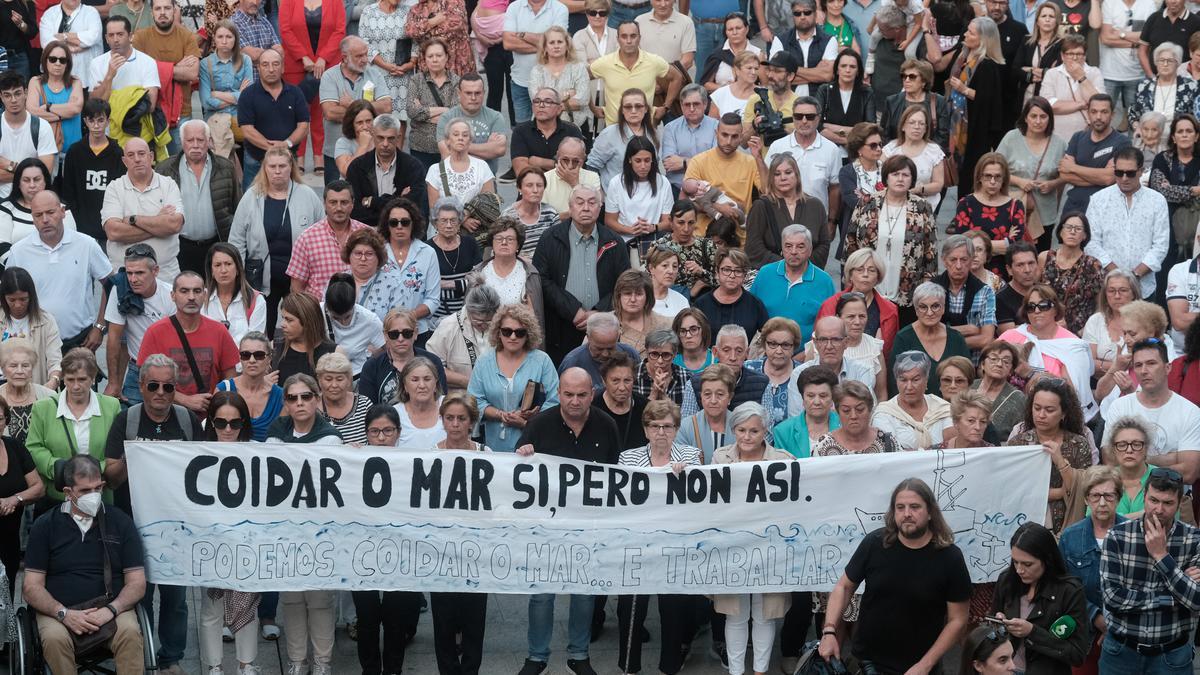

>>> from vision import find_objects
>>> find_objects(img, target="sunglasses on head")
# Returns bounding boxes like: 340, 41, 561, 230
239, 350, 268, 361
500, 327, 529, 338
387, 328, 416, 340
211, 417, 245, 430
389, 217, 413, 228
1025, 300, 1055, 313
285, 392, 317, 402
145, 381, 175, 393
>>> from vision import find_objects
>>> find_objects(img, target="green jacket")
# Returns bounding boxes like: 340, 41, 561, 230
773, 411, 840, 459
26, 394, 122, 502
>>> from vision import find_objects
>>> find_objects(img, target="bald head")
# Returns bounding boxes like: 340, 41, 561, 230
122, 137, 154, 179
31, 189, 66, 246
559, 367, 595, 422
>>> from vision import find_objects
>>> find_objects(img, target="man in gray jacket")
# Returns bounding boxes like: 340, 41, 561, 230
155, 120, 241, 274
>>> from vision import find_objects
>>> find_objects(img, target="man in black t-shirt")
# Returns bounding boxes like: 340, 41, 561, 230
102, 352, 202, 674
22, 455, 146, 674
819, 478, 972, 673
997, 241, 1041, 332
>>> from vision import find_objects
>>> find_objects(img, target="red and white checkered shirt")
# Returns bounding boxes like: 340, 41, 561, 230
285, 218, 369, 299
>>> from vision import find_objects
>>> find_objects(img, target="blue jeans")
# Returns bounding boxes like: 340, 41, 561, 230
1099, 635, 1194, 675
1105, 79, 1141, 128
527, 593, 594, 662
693, 18, 725, 82
142, 583, 189, 667
259, 591, 279, 620
8, 51, 29, 81
511, 83, 532, 124
243, 152, 261, 192
121, 362, 141, 406
608, 1, 651, 27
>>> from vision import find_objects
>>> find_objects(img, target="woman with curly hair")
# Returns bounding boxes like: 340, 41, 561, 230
1008, 377, 1093, 533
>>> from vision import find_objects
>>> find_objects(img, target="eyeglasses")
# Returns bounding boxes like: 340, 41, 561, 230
1157, 57, 1179, 64
500, 327, 529, 338
622, 103, 647, 111
1062, 50, 1086, 58
984, 353, 1013, 366
916, 303, 943, 314
387, 328, 416, 340
367, 426, 398, 437
145, 381, 175, 393
1061, 223, 1084, 232
647, 423, 677, 433
239, 350, 268, 361
795, 112, 819, 121
492, 234, 518, 245
557, 157, 583, 167
812, 336, 845, 345
718, 266, 746, 277
1087, 491, 1119, 502
981, 173, 1004, 182
765, 339, 795, 350
532, 98, 559, 107
350, 249, 376, 259
434, 217, 459, 226
46, 55, 68, 64
864, 141, 883, 150
793, 9, 814, 15
285, 392, 317, 402
1114, 440, 1147, 453
586, 9, 608, 15
646, 350, 674, 360
0, 90, 23, 101
388, 217, 413, 228
1150, 466, 1184, 488
678, 325, 702, 336
1114, 169, 1139, 178
211, 417, 245, 430
1025, 300, 1055, 313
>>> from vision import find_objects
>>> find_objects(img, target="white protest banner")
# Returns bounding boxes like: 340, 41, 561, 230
125, 442, 1049, 594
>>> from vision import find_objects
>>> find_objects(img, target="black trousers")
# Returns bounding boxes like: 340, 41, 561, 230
617, 594, 689, 674
430, 592, 487, 675
482, 44, 513, 125
0, 511, 21, 598
351, 590, 422, 675
178, 236, 218, 276
779, 591, 814, 658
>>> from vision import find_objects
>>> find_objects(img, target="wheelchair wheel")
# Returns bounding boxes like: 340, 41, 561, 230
11, 607, 45, 675
135, 604, 158, 674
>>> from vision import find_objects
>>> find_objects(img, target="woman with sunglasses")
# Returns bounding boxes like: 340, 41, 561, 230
988, 522, 1089, 674
880, 59, 951, 150
274, 293, 339, 383
999, 284, 1098, 424
376, 197, 441, 339
572, 0, 618, 136
468, 303, 558, 452
961, 624, 1017, 674
1008, 377, 1092, 533
315, 351, 373, 446
27, 41, 82, 163
202, 242, 267, 345
266, 374, 341, 675
217, 331, 285, 442
198, 391, 263, 675
359, 309, 449, 405
394, 356, 446, 446
835, 123, 885, 255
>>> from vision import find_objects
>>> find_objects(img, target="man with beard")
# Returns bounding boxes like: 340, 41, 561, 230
1059, 93, 1130, 215
996, 240, 1041, 332
819, 478, 971, 673
318, 36, 393, 183
1100, 467, 1200, 671
131, 0, 200, 152
135, 271, 239, 414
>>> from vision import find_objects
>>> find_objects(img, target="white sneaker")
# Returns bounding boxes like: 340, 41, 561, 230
311, 662, 332, 675
222, 626, 234, 642
286, 662, 307, 675
238, 665, 261, 675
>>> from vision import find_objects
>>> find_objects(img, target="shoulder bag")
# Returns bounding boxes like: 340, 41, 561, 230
54, 508, 119, 656
170, 315, 207, 393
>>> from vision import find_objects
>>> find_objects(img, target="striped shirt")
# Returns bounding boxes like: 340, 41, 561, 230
618, 443, 703, 468
1101, 517, 1200, 645
321, 394, 373, 446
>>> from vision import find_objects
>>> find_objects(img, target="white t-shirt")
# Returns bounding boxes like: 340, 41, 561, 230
394, 397, 447, 448
1104, 391, 1200, 456
1099, 0, 1157, 82
652, 289, 689, 319
425, 156, 494, 204
86, 47, 161, 92
0, 115, 58, 198
103, 278, 174, 359
604, 173, 674, 243
710, 85, 751, 117
201, 290, 267, 347
882, 140, 945, 212
322, 303, 385, 374
1166, 257, 1200, 352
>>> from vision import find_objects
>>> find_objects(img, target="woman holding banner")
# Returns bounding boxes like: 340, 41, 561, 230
712, 402, 795, 675
353, 403, 425, 674
199, 391, 262, 675
395, 357, 447, 447
674, 363, 735, 464
615, 399, 701, 675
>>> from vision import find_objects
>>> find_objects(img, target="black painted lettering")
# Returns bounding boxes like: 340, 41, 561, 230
184, 455, 217, 506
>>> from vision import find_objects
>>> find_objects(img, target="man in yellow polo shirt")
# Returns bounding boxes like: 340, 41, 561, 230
589, 20, 683, 125
682, 112, 766, 237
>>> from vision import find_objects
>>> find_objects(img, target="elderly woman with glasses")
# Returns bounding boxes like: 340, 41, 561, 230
216, 332, 285, 442
693, 248, 770, 346
712, 401, 795, 675
0, 338, 55, 442
874, 351, 953, 450
358, 309, 450, 405
1082, 269, 1141, 375
613, 270, 672, 358
745, 317, 802, 430
1102, 415, 1161, 519
970, 340, 1027, 440
468, 303, 559, 452
426, 285, 501, 391
951, 153, 1026, 278
888, 282, 970, 397
935, 356, 974, 401
672, 308, 715, 375
343, 228, 406, 322
1000, 284, 1099, 422
1008, 377, 1093, 533
1039, 34, 1102, 143
468, 217, 544, 324
1129, 42, 1199, 134
634, 329, 688, 406
675, 363, 734, 463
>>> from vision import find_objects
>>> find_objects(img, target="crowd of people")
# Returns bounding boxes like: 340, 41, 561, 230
0, 0, 1195, 670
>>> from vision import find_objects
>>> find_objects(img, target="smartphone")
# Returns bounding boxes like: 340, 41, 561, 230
982, 616, 1006, 625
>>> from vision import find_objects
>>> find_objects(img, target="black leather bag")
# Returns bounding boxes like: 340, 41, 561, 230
67, 510, 118, 656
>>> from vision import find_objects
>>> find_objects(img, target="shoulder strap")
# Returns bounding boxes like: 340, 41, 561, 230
439, 159, 451, 196
427, 80, 445, 108
172, 404, 193, 441
97, 506, 113, 597
59, 416, 78, 455
169, 315, 206, 393
692, 414, 701, 448
125, 403, 143, 440
244, 291, 256, 322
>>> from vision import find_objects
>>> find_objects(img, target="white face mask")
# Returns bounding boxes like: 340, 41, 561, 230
73, 491, 102, 517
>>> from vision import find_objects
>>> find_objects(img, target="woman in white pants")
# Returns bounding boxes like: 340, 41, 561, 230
267, 374, 345, 675
200, 391, 261, 675
711, 402, 795, 675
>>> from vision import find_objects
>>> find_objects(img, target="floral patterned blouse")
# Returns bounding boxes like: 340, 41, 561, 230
404, 0, 474, 77
951, 194, 1026, 279
1127, 77, 1199, 132
1042, 249, 1104, 335
744, 358, 789, 431
1009, 428, 1093, 534
358, 265, 408, 322
845, 193, 939, 308
811, 428, 901, 456
652, 233, 719, 291
360, 0, 416, 121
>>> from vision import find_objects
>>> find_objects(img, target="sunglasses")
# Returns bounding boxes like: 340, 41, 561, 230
47, 55, 68, 64
500, 327, 529, 338
1114, 169, 1139, 178
864, 141, 882, 150
901, 72, 920, 81
145, 381, 175, 393
285, 392, 317, 402
389, 217, 413, 228
387, 328, 416, 340
239, 350, 268, 361
586, 9, 608, 15
1025, 300, 1055, 313
795, 112, 819, 121
212, 417, 245, 430
1150, 466, 1183, 487
793, 9, 814, 15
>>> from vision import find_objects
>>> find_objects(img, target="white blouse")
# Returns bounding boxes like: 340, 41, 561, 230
481, 261, 528, 307
882, 140, 945, 212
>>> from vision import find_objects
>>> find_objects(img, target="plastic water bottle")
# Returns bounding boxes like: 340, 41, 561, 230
363, 81, 375, 102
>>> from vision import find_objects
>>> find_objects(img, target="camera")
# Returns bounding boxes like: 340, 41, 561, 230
752, 87, 787, 146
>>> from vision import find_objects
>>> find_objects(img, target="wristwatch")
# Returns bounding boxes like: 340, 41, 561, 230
1119, 31, 1127, 40
93, 322, 107, 333
128, 215, 137, 228
56, 607, 67, 623
14, 494, 22, 504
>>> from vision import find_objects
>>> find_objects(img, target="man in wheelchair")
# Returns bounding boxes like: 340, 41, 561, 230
21, 454, 146, 674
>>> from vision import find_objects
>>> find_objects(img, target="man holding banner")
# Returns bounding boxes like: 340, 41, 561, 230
820, 478, 971, 673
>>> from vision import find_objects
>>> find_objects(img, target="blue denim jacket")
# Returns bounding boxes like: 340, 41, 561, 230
199, 53, 255, 117
1059, 514, 1126, 624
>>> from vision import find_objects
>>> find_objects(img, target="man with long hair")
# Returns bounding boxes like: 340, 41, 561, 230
818, 477, 971, 673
